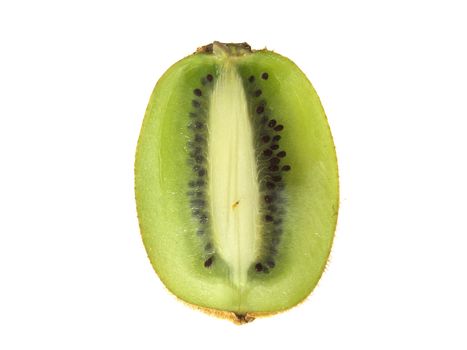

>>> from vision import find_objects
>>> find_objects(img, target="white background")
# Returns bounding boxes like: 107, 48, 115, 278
1, 0, 466, 349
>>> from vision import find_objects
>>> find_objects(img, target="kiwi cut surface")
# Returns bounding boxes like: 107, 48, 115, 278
135, 42, 339, 323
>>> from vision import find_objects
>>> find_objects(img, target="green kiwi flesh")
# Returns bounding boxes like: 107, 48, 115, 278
135, 42, 339, 322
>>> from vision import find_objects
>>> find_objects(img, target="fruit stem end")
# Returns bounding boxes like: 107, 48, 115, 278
197, 41, 252, 57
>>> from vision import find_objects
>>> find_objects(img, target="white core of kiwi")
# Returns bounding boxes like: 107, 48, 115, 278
208, 63, 261, 287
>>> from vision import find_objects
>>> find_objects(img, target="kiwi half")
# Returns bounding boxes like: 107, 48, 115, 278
135, 42, 339, 323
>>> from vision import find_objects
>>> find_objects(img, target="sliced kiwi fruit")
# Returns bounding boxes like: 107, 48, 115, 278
135, 42, 339, 324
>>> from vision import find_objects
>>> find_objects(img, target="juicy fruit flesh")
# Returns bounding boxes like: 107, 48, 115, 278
135, 42, 339, 317
209, 63, 260, 288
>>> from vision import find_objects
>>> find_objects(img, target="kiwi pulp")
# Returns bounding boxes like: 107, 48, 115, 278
135, 42, 339, 323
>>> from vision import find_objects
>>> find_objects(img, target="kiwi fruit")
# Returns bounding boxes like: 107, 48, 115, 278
135, 42, 339, 324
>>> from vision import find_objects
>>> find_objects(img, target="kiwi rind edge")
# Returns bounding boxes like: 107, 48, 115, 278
136, 41, 340, 324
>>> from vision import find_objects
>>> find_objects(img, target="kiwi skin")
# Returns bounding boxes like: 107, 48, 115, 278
135, 42, 339, 323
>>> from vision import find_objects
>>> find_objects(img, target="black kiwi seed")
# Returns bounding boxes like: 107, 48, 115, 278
272, 175, 282, 182
261, 72, 269, 80
193, 88, 202, 96
270, 144, 279, 150
269, 165, 279, 171
206, 74, 213, 82
265, 215, 274, 222
262, 135, 270, 143
272, 135, 281, 142
263, 149, 273, 157
267, 260, 275, 268
282, 165, 291, 171
198, 168, 206, 177
204, 256, 213, 268
270, 158, 280, 166
264, 195, 273, 203
248, 75, 255, 83
277, 151, 286, 158
256, 105, 265, 114
274, 124, 284, 131
199, 214, 208, 224
254, 89, 262, 97
268, 119, 277, 128
255, 263, 264, 272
